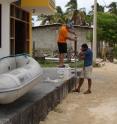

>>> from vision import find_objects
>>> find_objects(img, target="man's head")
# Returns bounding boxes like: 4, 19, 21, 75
66, 21, 74, 30
81, 44, 88, 52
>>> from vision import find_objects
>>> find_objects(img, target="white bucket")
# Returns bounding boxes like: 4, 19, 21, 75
57, 68, 65, 79
57, 65, 71, 80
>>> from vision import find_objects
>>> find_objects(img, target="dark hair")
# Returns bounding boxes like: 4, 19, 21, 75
81, 44, 88, 49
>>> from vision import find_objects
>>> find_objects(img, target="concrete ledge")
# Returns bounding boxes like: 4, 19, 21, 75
0, 68, 77, 124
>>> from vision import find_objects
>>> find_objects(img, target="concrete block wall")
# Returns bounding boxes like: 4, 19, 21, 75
0, 77, 76, 124
32, 24, 92, 54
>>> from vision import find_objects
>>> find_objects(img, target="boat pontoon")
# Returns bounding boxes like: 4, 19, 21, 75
0, 54, 43, 104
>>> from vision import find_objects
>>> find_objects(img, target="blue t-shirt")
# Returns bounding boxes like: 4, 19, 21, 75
84, 48, 93, 67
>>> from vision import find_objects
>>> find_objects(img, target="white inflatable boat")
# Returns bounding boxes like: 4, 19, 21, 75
0, 54, 43, 104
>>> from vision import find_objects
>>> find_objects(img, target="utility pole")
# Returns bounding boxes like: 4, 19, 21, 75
93, 0, 97, 62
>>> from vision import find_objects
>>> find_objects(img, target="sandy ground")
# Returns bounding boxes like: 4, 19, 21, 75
40, 63, 117, 124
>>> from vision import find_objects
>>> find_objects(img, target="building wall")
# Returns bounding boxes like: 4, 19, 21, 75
0, 1, 55, 58
32, 25, 92, 54
21, 0, 49, 7
0, 1, 10, 58
33, 26, 58, 51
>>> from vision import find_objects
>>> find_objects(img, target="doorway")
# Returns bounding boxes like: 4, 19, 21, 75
15, 20, 26, 54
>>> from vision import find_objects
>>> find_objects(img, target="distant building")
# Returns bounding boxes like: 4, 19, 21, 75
32, 24, 92, 56
0, 0, 55, 58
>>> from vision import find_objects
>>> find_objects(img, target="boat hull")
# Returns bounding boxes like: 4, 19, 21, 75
0, 55, 43, 104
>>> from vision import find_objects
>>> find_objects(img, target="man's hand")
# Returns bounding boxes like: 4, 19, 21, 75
73, 32, 77, 36
73, 32, 77, 37
66, 37, 77, 42
79, 52, 85, 60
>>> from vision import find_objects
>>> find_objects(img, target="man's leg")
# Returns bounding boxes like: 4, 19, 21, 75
84, 78, 92, 94
76, 78, 84, 92
58, 43, 67, 67
84, 66, 92, 94
88, 78, 92, 92
59, 53, 64, 66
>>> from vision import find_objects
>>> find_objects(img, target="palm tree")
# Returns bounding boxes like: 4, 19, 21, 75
87, 3, 104, 26
65, 0, 86, 25
71, 9, 86, 25
56, 6, 63, 15
38, 0, 87, 26
65, 0, 78, 12
89, 3, 104, 15
54, 6, 68, 23
108, 2, 117, 15
38, 14, 50, 25
97, 3, 104, 12
38, 6, 68, 25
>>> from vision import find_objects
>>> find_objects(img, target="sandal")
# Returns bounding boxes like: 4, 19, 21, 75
72, 89, 80, 93
84, 90, 91, 94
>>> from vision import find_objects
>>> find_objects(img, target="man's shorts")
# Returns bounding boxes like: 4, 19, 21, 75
80, 66, 93, 79
58, 42, 67, 53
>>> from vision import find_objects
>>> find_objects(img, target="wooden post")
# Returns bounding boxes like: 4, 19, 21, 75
74, 37, 77, 77
33, 41, 35, 58
93, 0, 97, 62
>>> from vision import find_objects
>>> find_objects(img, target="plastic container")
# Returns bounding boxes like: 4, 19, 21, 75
57, 64, 71, 80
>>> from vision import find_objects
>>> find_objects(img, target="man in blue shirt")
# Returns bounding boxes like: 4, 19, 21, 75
75, 44, 93, 94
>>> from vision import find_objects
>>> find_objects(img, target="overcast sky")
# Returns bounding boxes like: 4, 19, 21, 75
55, 0, 117, 12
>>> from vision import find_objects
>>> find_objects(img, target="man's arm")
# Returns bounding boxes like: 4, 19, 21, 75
68, 29, 76, 36
79, 52, 85, 60
66, 37, 76, 42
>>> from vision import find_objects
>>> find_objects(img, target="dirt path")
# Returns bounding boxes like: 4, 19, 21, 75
40, 63, 117, 124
